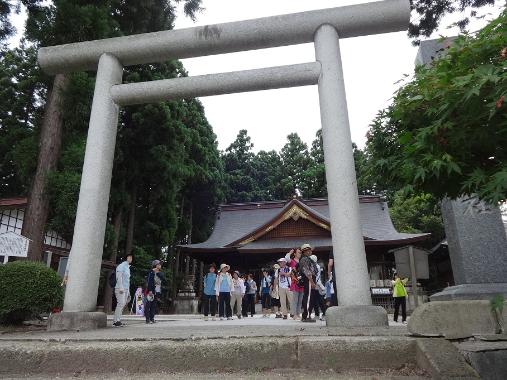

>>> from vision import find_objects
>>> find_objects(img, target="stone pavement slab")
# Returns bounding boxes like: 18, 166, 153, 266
0, 314, 409, 341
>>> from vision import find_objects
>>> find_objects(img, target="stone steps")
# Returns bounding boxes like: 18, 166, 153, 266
0, 336, 478, 379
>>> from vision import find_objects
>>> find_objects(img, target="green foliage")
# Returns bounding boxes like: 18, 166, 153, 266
0, 44, 47, 197
490, 294, 505, 313
389, 191, 445, 246
409, 0, 496, 42
366, 11, 507, 204
280, 133, 312, 196
222, 130, 259, 202
0, 261, 63, 324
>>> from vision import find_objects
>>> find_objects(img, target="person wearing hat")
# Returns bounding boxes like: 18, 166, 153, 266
215, 263, 233, 320
230, 271, 246, 319
144, 259, 163, 324
113, 253, 133, 327
275, 257, 293, 319
299, 244, 318, 322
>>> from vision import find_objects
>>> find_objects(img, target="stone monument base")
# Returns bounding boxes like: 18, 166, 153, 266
430, 283, 507, 301
325, 305, 388, 327
408, 300, 507, 339
47, 311, 107, 331
173, 298, 199, 314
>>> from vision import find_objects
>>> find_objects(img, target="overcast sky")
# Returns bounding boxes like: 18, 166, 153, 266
9, 0, 503, 152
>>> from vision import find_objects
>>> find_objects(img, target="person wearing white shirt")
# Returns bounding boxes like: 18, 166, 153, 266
230, 271, 246, 319
113, 253, 133, 327
275, 258, 293, 320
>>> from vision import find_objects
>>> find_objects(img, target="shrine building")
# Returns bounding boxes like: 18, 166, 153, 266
180, 196, 430, 287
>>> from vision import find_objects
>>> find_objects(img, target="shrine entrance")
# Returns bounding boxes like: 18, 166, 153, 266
37, 0, 411, 329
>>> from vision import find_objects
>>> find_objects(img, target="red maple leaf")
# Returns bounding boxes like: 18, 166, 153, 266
496, 95, 505, 109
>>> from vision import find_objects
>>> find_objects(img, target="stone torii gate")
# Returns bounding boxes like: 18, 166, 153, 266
41, 0, 410, 330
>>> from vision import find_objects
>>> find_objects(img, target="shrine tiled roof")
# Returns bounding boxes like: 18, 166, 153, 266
180, 196, 430, 251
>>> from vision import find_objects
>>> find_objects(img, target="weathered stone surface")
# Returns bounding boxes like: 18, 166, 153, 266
416, 338, 479, 379
47, 311, 107, 331
457, 341, 507, 380
0, 336, 422, 376
440, 197, 507, 285
408, 300, 507, 339
299, 336, 415, 370
325, 305, 388, 327
38, 0, 410, 74
172, 298, 198, 314
430, 283, 507, 301
62, 53, 123, 313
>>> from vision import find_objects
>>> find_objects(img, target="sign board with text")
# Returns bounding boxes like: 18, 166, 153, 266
0, 231, 29, 258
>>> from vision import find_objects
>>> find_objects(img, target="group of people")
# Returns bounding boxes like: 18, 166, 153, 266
202, 264, 259, 320
112, 254, 165, 327
110, 246, 410, 328
202, 243, 336, 323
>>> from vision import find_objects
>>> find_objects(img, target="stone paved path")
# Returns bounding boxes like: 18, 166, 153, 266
0, 314, 409, 341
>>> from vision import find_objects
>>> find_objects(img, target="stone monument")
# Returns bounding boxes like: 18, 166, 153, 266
430, 197, 507, 301
173, 275, 199, 314
173, 257, 199, 314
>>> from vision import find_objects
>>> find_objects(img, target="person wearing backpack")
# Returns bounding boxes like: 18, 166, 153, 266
287, 248, 304, 320
202, 264, 217, 321
299, 244, 318, 323
113, 253, 133, 327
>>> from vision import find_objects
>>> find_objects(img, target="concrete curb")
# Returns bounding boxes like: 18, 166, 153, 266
0, 336, 420, 376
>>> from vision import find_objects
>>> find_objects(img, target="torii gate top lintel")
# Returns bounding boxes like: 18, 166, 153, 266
38, 0, 409, 75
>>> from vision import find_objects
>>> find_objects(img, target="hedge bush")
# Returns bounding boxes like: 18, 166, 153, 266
0, 261, 64, 324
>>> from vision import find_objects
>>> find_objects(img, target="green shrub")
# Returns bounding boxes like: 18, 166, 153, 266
0, 261, 64, 324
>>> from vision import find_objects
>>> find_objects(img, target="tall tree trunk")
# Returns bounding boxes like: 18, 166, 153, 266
22, 74, 69, 261
103, 209, 122, 313
188, 201, 193, 244
125, 185, 137, 257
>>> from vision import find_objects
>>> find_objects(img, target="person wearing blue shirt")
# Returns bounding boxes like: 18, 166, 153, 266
215, 263, 233, 320
113, 253, 133, 327
202, 264, 217, 321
